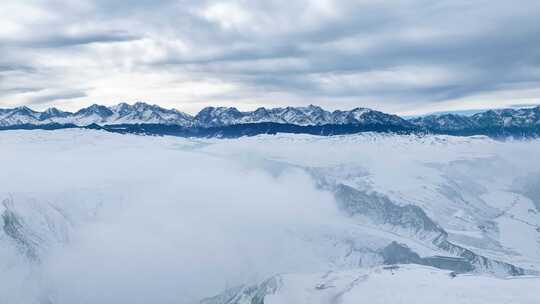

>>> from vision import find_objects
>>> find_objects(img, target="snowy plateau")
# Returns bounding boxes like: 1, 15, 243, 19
1, 129, 540, 303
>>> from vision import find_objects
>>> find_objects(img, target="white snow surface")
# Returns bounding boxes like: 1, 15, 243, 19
213, 265, 540, 304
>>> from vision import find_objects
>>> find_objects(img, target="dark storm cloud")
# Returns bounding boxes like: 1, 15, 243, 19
1, 0, 540, 112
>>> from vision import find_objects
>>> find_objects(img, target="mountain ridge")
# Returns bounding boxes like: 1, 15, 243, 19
1, 102, 540, 138
0, 102, 413, 128
410, 107, 540, 130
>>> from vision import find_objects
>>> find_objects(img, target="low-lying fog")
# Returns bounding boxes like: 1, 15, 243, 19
1, 130, 540, 303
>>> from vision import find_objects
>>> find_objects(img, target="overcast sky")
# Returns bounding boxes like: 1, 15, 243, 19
1, 0, 540, 115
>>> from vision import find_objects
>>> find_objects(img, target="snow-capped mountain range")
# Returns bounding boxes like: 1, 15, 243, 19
0, 102, 194, 127
0, 102, 411, 128
2, 102, 539, 137
410, 106, 540, 131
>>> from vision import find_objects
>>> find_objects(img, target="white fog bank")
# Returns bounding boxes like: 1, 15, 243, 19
1, 130, 540, 303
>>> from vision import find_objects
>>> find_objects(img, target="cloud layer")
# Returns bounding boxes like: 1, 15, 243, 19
1, 0, 540, 114
2, 129, 540, 303
0, 130, 345, 303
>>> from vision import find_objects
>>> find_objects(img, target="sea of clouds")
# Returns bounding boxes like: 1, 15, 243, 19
0, 130, 348, 303
2, 130, 540, 303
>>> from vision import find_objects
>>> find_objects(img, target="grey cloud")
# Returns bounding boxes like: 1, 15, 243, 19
1, 0, 540, 112
0, 87, 43, 95
155, 44, 304, 66
29, 90, 88, 105
12, 31, 141, 48
0, 64, 36, 73
144, 1, 540, 105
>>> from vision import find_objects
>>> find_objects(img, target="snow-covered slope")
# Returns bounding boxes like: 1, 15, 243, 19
0, 106, 43, 126
201, 265, 540, 304
1, 130, 540, 303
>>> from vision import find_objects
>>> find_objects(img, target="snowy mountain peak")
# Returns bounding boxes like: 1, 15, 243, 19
40, 107, 72, 119
410, 106, 540, 131
0, 106, 42, 126
75, 104, 114, 117
11, 106, 38, 116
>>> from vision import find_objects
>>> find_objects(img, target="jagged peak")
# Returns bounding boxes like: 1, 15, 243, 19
12, 106, 37, 113
44, 107, 60, 113
113, 102, 132, 109
75, 104, 113, 116
132, 101, 161, 110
